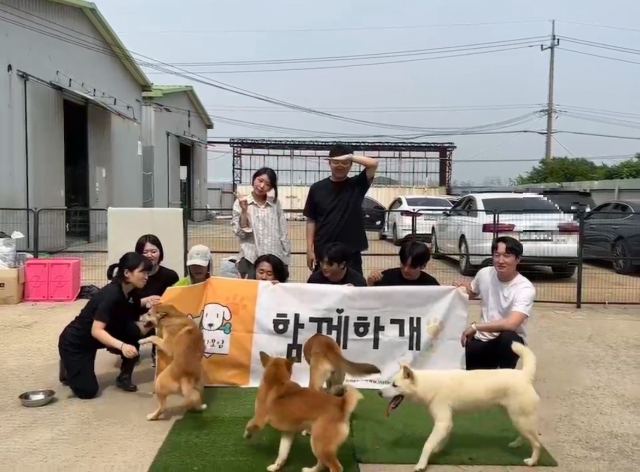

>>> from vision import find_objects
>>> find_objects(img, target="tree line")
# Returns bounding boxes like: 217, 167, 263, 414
514, 153, 640, 185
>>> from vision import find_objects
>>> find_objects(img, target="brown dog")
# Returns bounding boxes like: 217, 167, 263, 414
139, 303, 207, 420
244, 352, 363, 472
304, 333, 381, 392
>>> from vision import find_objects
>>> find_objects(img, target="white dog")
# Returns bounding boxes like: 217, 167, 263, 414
380, 342, 541, 471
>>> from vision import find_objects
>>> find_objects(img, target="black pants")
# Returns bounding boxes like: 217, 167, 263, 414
465, 330, 524, 370
314, 252, 363, 275
58, 322, 142, 399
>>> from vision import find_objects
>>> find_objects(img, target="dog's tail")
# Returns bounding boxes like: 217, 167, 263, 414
329, 351, 381, 377
511, 342, 536, 383
340, 385, 364, 418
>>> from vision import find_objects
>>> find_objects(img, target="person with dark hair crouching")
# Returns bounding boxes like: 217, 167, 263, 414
254, 254, 289, 283
455, 236, 536, 371
58, 252, 155, 399
366, 240, 440, 286
306, 242, 367, 286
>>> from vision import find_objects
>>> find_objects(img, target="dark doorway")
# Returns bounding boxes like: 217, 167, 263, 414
179, 142, 193, 212
63, 100, 89, 240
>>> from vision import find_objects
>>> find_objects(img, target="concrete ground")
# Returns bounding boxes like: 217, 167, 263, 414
0, 300, 638, 472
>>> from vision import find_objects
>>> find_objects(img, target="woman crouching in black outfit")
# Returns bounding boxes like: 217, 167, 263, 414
58, 252, 154, 399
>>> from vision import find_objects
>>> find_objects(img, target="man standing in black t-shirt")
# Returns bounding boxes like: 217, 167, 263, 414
367, 240, 440, 286
303, 144, 378, 275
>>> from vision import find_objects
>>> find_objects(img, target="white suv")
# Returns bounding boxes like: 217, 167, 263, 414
430, 193, 579, 278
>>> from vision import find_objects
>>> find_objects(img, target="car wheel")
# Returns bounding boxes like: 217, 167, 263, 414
551, 266, 576, 279
431, 229, 443, 259
392, 224, 402, 246
458, 238, 475, 276
612, 239, 633, 274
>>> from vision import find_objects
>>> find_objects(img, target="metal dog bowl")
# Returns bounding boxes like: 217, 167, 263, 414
19, 389, 56, 408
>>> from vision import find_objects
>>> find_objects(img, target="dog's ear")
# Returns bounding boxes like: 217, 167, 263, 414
401, 364, 415, 382
259, 351, 271, 367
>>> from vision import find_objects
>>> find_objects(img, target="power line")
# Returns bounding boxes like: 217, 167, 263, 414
561, 48, 640, 66
558, 105, 640, 120
204, 104, 545, 113
143, 45, 539, 74
153, 99, 545, 135
3, 5, 638, 143
142, 37, 547, 67
560, 36, 640, 56
558, 21, 640, 34
0, 6, 546, 133
117, 20, 551, 35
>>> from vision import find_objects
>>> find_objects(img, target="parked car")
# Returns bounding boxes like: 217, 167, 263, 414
582, 200, 640, 274
379, 195, 452, 245
430, 193, 578, 277
537, 189, 594, 216
446, 195, 461, 205
363, 196, 386, 231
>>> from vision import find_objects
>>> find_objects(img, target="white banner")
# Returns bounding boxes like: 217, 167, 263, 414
250, 284, 468, 388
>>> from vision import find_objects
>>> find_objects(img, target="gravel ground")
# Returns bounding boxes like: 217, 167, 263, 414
0, 301, 638, 472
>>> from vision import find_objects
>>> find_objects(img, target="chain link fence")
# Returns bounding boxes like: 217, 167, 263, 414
1, 207, 638, 307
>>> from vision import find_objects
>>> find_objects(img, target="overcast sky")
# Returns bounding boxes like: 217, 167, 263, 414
100, 0, 640, 185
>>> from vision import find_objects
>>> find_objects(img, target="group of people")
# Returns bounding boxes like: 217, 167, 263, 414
57, 230, 292, 400
230, 142, 536, 372
56, 143, 535, 401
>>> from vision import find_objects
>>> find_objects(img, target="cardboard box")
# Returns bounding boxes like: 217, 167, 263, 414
0, 266, 25, 305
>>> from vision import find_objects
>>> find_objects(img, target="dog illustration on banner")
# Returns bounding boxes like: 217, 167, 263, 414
198, 303, 233, 357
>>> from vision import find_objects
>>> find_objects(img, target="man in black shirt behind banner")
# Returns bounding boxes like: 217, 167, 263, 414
367, 240, 440, 287
303, 144, 378, 275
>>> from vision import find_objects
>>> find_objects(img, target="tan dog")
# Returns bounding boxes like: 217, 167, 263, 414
139, 303, 207, 421
244, 352, 363, 472
303, 333, 381, 391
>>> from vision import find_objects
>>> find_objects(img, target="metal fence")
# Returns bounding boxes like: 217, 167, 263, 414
1, 207, 638, 307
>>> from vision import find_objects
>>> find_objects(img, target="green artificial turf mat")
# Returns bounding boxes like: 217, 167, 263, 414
351, 390, 557, 467
149, 388, 359, 472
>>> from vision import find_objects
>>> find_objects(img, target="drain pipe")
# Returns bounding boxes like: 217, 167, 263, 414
23, 75, 31, 243
166, 132, 170, 207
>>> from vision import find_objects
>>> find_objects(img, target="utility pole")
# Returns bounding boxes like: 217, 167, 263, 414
541, 20, 560, 160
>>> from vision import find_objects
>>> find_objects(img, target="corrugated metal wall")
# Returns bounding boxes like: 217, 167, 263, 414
26, 80, 66, 251
207, 182, 235, 214
110, 117, 143, 207
148, 92, 209, 211
0, 0, 145, 230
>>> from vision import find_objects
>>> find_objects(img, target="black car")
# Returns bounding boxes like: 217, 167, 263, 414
531, 189, 595, 216
582, 200, 640, 274
362, 196, 386, 231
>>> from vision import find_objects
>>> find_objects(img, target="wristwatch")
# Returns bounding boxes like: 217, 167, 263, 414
470, 322, 478, 333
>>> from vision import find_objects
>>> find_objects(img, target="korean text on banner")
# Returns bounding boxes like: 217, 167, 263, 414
159, 278, 469, 389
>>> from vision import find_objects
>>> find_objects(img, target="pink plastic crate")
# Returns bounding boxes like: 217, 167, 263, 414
24, 258, 82, 302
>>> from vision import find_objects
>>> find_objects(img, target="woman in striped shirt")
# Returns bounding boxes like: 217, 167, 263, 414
231, 167, 291, 279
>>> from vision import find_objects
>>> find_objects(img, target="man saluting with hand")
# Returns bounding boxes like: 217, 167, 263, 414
303, 143, 378, 275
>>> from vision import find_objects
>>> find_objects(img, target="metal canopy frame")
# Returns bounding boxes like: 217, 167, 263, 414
209, 139, 456, 192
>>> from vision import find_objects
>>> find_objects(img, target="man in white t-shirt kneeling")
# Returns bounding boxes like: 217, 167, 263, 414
455, 236, 536, 370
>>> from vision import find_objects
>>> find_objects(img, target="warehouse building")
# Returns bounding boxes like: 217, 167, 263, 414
0, 0, 213, 251
141, 85, 213, 221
